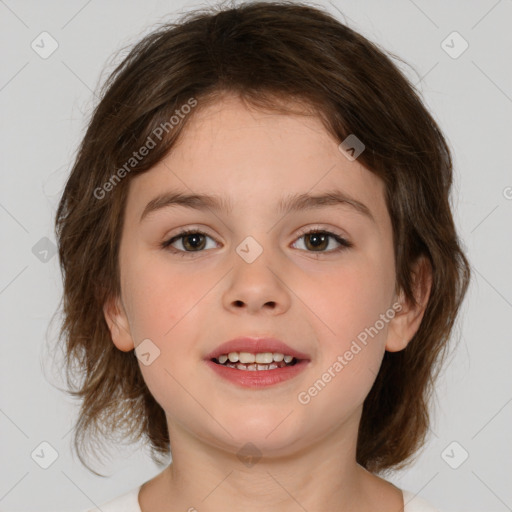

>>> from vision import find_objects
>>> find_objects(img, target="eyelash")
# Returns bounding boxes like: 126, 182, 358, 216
161, 226, 353, 258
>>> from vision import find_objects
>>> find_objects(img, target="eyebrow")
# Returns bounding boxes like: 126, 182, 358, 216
140, 189, 375, 223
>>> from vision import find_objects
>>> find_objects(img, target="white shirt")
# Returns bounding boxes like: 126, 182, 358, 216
84, 485, 441, 511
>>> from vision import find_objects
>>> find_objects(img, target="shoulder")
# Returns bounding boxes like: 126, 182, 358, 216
402, 489, 442, 512
81, 485, 142, 512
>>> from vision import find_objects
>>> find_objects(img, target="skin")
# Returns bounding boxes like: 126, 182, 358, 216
104, 93, 431, 512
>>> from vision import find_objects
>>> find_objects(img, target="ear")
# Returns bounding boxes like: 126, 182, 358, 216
103, 294, 135, 352
385, 256, 432, 352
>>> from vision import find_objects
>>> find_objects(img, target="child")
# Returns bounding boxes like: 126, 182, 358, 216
54, 1, 471, 511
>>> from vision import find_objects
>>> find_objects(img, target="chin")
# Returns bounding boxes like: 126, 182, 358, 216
202, 410, 306, 457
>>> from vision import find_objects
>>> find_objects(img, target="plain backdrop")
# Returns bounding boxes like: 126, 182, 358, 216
1, 1, 511, 511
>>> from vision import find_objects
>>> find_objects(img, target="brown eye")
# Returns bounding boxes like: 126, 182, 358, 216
161, 229, 216, 255
304, 232, 329, 251
293, 229, 353, 253
180, 232, 207, 251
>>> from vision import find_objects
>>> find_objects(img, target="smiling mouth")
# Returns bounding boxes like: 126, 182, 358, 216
211, 351, 299, 371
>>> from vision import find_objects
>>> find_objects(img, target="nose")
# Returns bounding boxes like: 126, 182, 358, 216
222, 247, 292, 315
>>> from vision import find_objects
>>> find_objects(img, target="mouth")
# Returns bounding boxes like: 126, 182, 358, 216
205, 337, 311, 388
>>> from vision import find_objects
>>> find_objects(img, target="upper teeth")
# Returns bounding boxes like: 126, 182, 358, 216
217, 352, 294, 364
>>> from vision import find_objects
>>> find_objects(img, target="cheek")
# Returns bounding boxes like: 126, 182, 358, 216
122, 254, 204, 343
122, 260, 209, 419
298, 268, 390, 421
307, 256, 394, 345
122, 255, 212, 393
300, 254, 394, 412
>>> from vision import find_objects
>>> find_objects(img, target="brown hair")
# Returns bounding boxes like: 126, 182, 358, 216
52, 0, 471, 476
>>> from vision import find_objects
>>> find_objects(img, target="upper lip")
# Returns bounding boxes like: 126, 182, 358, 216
206, 337, 311, 361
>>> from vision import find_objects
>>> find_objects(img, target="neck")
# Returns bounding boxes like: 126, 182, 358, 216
142, 416, 389, 512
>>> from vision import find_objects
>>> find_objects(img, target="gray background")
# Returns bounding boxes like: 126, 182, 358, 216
1, 0, 511, 511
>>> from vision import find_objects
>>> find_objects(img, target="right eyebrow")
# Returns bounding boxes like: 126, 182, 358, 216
140, 191, 233, 223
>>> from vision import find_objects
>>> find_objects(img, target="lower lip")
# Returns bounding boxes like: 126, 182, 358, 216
205, 359, 309, 388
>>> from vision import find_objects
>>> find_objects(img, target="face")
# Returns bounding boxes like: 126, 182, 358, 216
104, 94, 421, 458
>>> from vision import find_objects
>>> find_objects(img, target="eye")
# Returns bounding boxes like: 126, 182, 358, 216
161, 226, 353, 257
291, 227, 353, 254
161, 228, 218, 257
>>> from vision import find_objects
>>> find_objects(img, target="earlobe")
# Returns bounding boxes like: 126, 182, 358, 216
103, 295, 135, 352
385, 256, 433, 352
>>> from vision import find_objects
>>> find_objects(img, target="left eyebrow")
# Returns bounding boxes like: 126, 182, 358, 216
140, 188, 375, 224
278, 190, 375, 223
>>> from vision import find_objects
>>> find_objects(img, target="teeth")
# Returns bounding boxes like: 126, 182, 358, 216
255, 352, 273, 364
238, 352, 256, 364
214, 351, 299, 370
217, 351, 295, 365
231, 360, 288, 371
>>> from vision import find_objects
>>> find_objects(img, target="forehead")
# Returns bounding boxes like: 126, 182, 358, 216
124, 94, 388, 226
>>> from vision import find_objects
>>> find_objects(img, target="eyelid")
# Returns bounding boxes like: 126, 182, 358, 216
161, 226, 217, 252
294, 224, 348, 240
